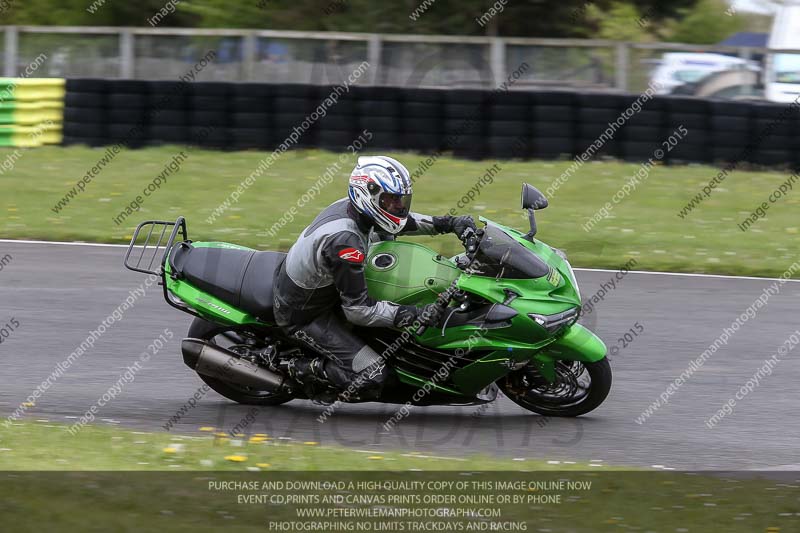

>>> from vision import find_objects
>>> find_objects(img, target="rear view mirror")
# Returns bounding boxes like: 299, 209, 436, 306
521, 183, 548, 210
521, 183, 548, 241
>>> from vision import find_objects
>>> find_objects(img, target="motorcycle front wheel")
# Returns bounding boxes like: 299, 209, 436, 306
498, 358, 611, 417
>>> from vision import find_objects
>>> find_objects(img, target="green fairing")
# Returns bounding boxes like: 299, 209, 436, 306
163, 219, 606, 398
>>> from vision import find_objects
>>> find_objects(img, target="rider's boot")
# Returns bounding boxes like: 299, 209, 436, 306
285, 357, 338, 404
287, 357, 328, 384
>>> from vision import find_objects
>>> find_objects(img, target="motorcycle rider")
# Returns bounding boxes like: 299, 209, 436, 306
273, 155, 476, 401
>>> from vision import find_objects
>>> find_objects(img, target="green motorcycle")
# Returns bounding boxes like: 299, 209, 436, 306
125, 183, 610, 417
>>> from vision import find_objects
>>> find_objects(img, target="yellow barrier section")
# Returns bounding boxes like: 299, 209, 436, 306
0, 78, 65, 147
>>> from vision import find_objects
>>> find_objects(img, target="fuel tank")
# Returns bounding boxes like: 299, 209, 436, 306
364, 241, 461, 305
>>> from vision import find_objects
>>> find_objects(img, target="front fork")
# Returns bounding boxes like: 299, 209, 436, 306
531, 324, 608, 382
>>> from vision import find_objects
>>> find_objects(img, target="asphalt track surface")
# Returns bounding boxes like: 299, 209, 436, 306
1, 240, 799, 470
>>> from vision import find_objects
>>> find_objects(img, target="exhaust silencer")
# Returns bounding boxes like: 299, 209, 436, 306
182, 338, 289, 392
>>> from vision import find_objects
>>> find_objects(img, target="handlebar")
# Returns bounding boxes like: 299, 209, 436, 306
460, 227, 481, 257
414, 278, 461, 336
414, 228, 482, 336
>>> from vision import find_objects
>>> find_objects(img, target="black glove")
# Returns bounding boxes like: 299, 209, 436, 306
451, 215, 477, 240
432, 215, 476, 238
394, 303, 444, 329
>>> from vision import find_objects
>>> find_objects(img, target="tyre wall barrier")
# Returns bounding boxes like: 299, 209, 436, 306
0, 78, 65, 147
62, 78, 800, 168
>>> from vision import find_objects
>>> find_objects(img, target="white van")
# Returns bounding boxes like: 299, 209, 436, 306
765, 1, 800, 103
650, 53, 759, 95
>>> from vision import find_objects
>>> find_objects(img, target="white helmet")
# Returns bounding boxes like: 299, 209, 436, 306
348, 156, 413, 234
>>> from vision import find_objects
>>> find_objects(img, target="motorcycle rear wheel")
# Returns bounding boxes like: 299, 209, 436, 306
188, 317, 294, 406
499, 358, 611, 417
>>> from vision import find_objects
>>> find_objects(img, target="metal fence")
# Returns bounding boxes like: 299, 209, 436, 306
3, 26, 799, 97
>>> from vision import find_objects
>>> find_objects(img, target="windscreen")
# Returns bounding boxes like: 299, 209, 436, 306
774, 54, 800, 83
469, 224, 550, 279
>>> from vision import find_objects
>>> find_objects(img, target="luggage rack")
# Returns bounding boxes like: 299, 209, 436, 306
124, 217, 188, 277
124, 217, 204, 318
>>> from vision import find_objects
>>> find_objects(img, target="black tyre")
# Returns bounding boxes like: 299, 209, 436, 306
404, 102, 440, 117
63, 122, 106, 138
499, 358, 612, 417
621, 140, 660, 159
366, 131, 401, 150
231, 96, 271, 113
578, 108, 619, 123
711, 116, 749, 132
402, 133, 441, 151
273, 97, 311, 114
623, 126, 661, 143
402, 116, 440, 136
191, 82, 231, 97
576, 93, 623, 108
488, 136, 529, 159
109, 93, 147, 108
110, 108, 147, 123
109, 80, 148, 94
231, 112, 269, 129
663, 96, 708, 113
445, 103, 479, 119
192, 110, 227, 126
532, 121, 572, 138
488, 120, 528, 137
403, 88, 442, 103
65, 92, 107, 107
533, 105, 572, 121
490, 104, 530, 121
66, 78, 108, 93
233, 83, 271, 99
317, 129, 354, 149
191, 96, 228, 111
150, 110, 189, 127
65, 107, 107, 123
149, 125, 190, 143
667, 113, 707, 129
360, 116, 397, 132
666, 143, 710, 163
230, 127, 271, 149
187, 318, 294, 406
359, 100, 398, 115
532, 137, 574, 157
626, 110, 662, 128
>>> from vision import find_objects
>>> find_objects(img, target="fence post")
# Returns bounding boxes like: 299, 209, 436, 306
367, 34, 381, 86
738, 46, 753, 98
615, 42, 629, 92
120, 29, 135, 79
4, 26, 18, 78
243, 32, 257, 82
490, 37, 506, 88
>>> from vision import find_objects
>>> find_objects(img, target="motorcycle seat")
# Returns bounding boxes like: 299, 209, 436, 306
170, 243, 285, 321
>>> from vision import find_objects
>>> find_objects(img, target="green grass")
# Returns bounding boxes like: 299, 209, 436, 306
3, 145, 798, 277
1, 422, 798, 532
0, 420, 571, 471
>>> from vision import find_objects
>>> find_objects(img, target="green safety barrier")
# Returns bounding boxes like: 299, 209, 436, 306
0, 78, 65, 147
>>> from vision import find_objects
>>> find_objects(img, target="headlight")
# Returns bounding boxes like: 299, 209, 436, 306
529, 308, 580, 335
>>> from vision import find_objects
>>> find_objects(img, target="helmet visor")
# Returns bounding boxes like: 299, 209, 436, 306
379, 193, 412, 218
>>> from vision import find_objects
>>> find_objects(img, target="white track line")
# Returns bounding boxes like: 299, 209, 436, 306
0, 238, 129, 248
1, 238, 797, 283
573, 267, 800, 283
